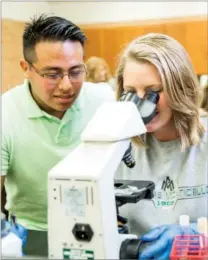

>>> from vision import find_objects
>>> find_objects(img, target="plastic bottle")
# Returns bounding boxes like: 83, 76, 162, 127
179, 214, 190, 235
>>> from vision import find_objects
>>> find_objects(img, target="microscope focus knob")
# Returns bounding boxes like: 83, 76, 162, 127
120, 238, 143, 259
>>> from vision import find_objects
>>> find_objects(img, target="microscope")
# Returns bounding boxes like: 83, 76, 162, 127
48, 90, 159, 259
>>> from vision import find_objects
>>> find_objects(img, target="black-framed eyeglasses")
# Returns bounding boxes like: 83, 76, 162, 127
27, 61, 88, 85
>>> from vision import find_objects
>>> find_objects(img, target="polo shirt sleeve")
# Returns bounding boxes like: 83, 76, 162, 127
89, 82, 115, 104
2, 94, 12, 176
97, 82, 115, 102
81, 82, 116, 112
2, 133, 10, 176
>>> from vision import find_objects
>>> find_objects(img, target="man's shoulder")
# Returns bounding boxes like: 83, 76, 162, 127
2, 83, 26, 105
2, 83, 27, 122
82, 82, 115, 102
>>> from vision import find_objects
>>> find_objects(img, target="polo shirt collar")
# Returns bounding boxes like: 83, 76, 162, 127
24, 79, 84, 119
70, 85, 85, 112
24, 80, 44, 119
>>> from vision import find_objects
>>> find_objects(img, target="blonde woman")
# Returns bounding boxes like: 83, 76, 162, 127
115, 33, 208, 259
85, 56, 117, 90
85, 56, 112, 83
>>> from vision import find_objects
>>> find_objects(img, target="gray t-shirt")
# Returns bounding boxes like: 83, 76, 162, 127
115, 117, 208, 236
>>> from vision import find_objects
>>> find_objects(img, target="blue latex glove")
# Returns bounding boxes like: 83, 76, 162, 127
139, 223, 198, 260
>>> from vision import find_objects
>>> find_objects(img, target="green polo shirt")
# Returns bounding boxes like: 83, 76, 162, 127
2, 80, 114, 231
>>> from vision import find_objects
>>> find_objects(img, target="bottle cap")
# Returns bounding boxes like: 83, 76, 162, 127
179, 215, 190, 227
197, 217, 208, 237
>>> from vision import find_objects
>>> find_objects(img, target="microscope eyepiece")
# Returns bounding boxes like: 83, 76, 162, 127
119, 90, 160, 125
119, 90, 159, 168
138, 91, 159, 125
143, 90, 159, 105
120, 91, 139, 104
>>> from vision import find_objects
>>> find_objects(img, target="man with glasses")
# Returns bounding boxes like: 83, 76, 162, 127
1, 14, 114, 256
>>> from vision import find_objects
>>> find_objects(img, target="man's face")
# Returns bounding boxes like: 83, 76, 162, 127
21, 40, 85, 118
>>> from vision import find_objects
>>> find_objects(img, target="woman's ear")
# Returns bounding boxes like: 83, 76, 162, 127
20, 59, 30, 78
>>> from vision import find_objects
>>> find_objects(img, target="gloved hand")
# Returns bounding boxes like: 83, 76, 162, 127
139, 223, 198, 260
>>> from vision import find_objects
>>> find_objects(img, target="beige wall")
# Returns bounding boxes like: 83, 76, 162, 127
2, 19, 25, 93
50, 2, 207, 24
2, 2, 51, 21
2, 16, 207, 93
81, 16, 208, 76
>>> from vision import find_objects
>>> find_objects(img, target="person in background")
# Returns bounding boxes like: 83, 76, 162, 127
1, 14, 114, 257
85, 56, 117, 90
85, 56, 111, 83
115, 33, 208, 259
199, 84, 208, 117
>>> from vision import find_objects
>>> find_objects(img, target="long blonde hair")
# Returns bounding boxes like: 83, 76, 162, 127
116, 33, 204, 151
85, 56, 111, 83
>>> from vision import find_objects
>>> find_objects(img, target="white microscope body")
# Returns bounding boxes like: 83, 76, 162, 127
48, 101, 147, 259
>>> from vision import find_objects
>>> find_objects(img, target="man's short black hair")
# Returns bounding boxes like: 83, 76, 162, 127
23, 14, 87, 63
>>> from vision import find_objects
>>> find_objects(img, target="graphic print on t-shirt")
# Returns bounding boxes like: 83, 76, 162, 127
153, 176, 208, 209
